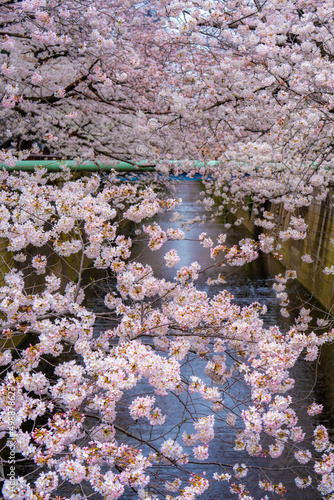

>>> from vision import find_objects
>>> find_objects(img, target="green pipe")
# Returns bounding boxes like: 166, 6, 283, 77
0, 160, 156, 172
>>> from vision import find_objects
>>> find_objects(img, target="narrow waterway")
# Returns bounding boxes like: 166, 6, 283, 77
83, 179, 334, 499
15, 179, 334, 499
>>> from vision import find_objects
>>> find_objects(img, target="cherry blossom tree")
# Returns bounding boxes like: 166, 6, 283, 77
1, 165, 332, 500
1, 0, 334, 499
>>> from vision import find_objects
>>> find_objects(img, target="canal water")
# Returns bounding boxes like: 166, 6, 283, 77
15, 179, 334, 499
82, 179, 334, 499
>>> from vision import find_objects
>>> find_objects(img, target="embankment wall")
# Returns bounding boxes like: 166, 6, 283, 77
235, 190, 334, 312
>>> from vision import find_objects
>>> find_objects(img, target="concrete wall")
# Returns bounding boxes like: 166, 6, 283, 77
234, 190, 334, 312
0, 239, 90, 349
278, 191, 334, 312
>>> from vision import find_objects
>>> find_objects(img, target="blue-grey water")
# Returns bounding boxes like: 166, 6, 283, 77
14, 179, 334, 499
